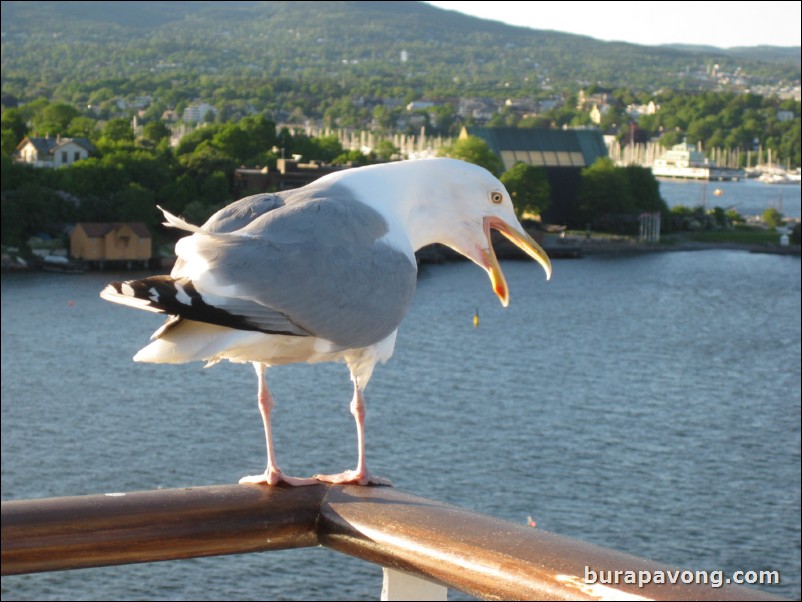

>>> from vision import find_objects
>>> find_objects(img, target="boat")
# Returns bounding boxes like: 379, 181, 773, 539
651, 142, 743, 181
41, 255, 86, 274
757, 170, 801, 185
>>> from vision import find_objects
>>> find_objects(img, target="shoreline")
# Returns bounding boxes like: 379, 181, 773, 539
415, 235, 800, 264
4, 238, 799, 274
550, 238, 801, 257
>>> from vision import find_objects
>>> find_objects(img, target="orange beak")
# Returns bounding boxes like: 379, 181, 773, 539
480, 216, 552, 307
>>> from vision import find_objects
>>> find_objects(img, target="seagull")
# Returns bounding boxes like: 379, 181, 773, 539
101, 158, 552, 486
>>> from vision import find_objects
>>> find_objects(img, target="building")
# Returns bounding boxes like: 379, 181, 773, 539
457, 98, 496, 122
461, 126, 607, 171
576, 88, 614, 110
460, 126, 608, 225
14, 136, 95, 168
234, 158, 352, 195
625, 101, 658, 119
589, 104, 608, 125
182, 103, 217, 123
70, 223, 152, 267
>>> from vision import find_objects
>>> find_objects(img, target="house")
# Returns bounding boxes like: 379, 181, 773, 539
14, 136, 95, 168
576, 88, 614, 110
70, 223, 152, 267
504, 98, 538, 118
457, 97, 497, 122
626, 101, 658, 119
460, 126, 609, 226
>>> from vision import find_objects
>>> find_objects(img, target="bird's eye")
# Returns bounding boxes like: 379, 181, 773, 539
490, 191, 504, 204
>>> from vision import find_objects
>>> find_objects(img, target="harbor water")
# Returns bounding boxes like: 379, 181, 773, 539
657, 177, 801, 219
2, 180, 800, 600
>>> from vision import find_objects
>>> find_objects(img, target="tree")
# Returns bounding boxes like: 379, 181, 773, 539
621, 165, 665, 213
142, 121, 171, 144
373, 140, 398, 162
238, 114, 278, 162
199, 171, 230, 205
500, 162, 550, 218
372, 105, 397, 131
113, 182, 158, 225
1, 181, 74, 246
332, 149, 369, 166
1, 128, 20, 157
763, 207, 783, 229
518, 115, 552, 129
309, 135, 345, 163
575, 159, 668, 233
576, 157, 635, 232
175, 124, 222, 156
1, 108, 28, 149
439, 136, 503, 177
102, 118, 135, 143
99, 150, 174, 194
211, 124, 251, 162
66, 116, 97, 138
157, 173, 198, 215
287, 134, 343, 163
31, 103, 80, 136
429, 104, 457, 135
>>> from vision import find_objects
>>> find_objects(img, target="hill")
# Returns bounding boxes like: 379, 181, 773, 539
663, 44, 800, 66
2, 0, 799, 105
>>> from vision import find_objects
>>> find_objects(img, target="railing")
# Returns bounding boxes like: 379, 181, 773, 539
1, 483, 788, 601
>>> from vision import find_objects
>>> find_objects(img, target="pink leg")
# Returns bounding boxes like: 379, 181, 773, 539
314, 383, 391, 486
239, 363, 317, 487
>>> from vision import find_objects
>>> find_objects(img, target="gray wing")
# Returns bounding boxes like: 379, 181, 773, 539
202, 193, 285, 233
171, 193, 286, 275
173, 192, 417, 349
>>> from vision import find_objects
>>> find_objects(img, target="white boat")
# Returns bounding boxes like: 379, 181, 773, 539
652, 142, 743, 181
757, 169, 801, 185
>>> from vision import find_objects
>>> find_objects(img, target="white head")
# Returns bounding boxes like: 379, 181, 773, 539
336, 157, 552, 306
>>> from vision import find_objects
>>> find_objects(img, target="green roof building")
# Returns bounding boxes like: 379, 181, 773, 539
460, 126, 608, 226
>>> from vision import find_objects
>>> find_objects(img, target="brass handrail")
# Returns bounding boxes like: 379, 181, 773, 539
1, 483, 788, 601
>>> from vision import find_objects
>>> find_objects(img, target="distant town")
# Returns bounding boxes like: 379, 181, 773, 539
1, 0, 799, 269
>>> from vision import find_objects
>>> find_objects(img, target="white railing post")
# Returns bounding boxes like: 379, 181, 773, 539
381, 567, 447, 601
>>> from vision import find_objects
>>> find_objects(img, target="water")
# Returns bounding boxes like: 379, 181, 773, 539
658, 178, 801, 219
2, 247, 799, 601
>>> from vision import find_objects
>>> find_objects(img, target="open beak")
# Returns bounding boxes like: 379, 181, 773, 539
481, 216, 552, 307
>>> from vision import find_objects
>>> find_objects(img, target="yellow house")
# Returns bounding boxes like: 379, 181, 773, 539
71, 223, 152, 266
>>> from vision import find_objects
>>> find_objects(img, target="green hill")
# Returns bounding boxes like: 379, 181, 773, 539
2, 0, 799, 104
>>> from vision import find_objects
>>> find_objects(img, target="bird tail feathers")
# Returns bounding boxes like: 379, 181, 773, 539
157, 205, 205, 234
100, 275, 179, 315
133, 320, 260, 365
